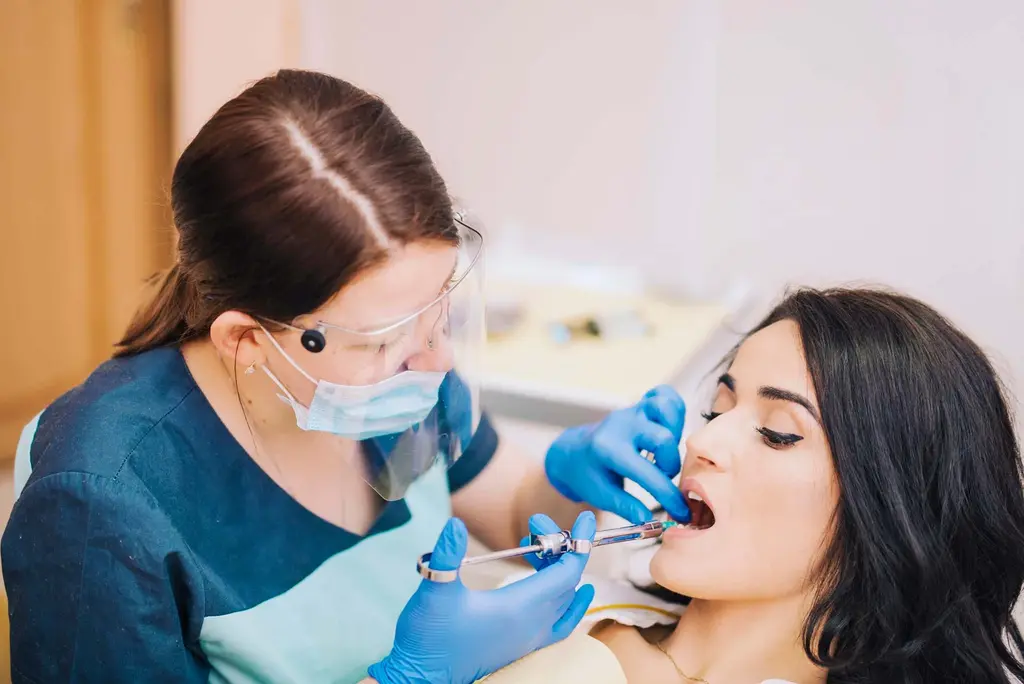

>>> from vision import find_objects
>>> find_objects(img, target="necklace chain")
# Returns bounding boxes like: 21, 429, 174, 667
655, 638, 710, 684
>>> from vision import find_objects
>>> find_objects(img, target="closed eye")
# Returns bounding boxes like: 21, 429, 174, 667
705, 412, 803, 448
756, 426, 803, 448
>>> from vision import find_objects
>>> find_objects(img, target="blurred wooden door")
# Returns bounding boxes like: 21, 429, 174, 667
0, 1, 173, 460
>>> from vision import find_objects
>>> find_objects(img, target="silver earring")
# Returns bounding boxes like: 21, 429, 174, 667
244, 362, 256, 376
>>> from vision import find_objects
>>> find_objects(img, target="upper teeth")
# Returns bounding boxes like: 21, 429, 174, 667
687, 491, 704, 502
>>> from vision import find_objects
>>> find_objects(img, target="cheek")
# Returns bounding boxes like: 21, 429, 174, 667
322, 344, 415, 385
326, 354, 394, 385
273, 348, 398, 394
651, 451, 837, 600
745, 464, 837, 588
263, 352, 317, 405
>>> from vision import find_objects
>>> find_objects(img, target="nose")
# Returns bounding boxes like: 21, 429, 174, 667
405, 308, 454, 373
683, 420, 731, 471
405, 336, 454, 373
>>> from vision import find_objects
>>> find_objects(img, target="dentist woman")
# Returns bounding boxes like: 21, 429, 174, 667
2, 70, 690, 684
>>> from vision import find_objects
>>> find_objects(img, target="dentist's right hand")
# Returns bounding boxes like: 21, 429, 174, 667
366, 510, 597, 684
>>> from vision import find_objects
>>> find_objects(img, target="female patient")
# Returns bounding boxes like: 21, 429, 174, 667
491, 287, 1024, 683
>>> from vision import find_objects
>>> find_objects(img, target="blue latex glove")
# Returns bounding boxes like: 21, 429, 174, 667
367, 511, 597, 684
519, 513, 582, 572
545, 385, 691, 524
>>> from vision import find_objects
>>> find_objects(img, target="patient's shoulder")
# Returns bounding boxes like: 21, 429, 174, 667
481, 633, 626, 684
591, 622, 676, 682
590, 620, 646, 652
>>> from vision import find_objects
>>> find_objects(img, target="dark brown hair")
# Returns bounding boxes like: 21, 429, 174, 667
642, 287, 1024, 682
753, 289, 1024, 682
115, 69, 457, 357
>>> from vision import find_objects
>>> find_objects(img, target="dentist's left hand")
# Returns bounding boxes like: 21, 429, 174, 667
545, 385, 691, 525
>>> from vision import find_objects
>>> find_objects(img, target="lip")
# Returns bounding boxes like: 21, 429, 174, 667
679, 477, 715, 517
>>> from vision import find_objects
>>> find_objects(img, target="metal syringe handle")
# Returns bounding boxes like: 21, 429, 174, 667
416, 521, 671, 583
416, 531, 569, 583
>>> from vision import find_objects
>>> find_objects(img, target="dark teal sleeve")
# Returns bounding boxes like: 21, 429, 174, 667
434, 371, 501, 493
1, 472, 209, 683
445, 411, 499, 493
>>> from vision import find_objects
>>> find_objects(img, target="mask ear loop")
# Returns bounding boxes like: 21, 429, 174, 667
256, 324, 319, 404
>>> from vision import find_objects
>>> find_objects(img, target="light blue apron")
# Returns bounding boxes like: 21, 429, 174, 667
199, 464, 452, 684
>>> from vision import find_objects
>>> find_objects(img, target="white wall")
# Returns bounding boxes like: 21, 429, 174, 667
299, 0, 721, 297
710, 0, 1024, 403
300, 0, 1023, 419
172, 0, 301, 154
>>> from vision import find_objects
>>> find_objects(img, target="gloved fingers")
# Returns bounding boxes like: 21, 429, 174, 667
633, 419, 682, 478
501, 512, 595, 604
521, 511, 591, 571
546, 584, 596, 647
584, 472, 655, 524
552, 588, 577, 615
569, 509, 597, 546
519, 535, 546, 571
528, 513, 562, 536
520, 513, 564, 570
601, 441, 690, 523
428, 517, 469, 572
640, 385, 687, 442
535, 511, 595, 595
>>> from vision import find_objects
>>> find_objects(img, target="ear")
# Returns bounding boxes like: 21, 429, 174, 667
209, 311, 264, 375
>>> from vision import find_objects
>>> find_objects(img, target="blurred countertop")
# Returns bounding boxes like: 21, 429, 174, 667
479, 277, 737, 423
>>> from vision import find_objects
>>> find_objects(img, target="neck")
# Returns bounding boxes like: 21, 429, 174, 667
182, 338, 305, 437
183, 338, 384, 532
663, 594, 825, 684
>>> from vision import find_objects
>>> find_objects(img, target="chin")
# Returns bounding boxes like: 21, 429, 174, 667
650, 546, 817, 604
648, 545, 721, 600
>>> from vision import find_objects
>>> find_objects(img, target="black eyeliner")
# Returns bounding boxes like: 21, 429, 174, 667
756, 426, 804, 446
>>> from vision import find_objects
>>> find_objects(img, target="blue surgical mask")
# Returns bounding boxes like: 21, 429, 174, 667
259, 326, 446, 441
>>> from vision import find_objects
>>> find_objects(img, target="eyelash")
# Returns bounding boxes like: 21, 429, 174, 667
757, 426, 803, 448
701, 411, 804, 449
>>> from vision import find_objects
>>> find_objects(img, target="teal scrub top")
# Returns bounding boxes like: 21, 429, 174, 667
1, 347, 499, 683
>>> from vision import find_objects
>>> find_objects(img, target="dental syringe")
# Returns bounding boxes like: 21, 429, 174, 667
417, 519, 678, 583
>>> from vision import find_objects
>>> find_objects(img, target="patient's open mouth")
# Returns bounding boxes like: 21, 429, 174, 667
685, 490, 716, 530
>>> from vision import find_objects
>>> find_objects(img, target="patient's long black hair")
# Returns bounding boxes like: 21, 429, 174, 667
650, 288, 1024, 683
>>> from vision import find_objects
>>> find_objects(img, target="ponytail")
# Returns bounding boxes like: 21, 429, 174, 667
114, 263, 199, 357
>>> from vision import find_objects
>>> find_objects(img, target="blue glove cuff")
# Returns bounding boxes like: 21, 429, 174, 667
367, 655, 414, 684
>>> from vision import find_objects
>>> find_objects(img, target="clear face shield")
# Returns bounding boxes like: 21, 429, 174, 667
259, 212, 485, 501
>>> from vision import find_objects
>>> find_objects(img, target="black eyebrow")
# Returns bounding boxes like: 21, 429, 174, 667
718, 373, 821, 425
758, 386, 821, 425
